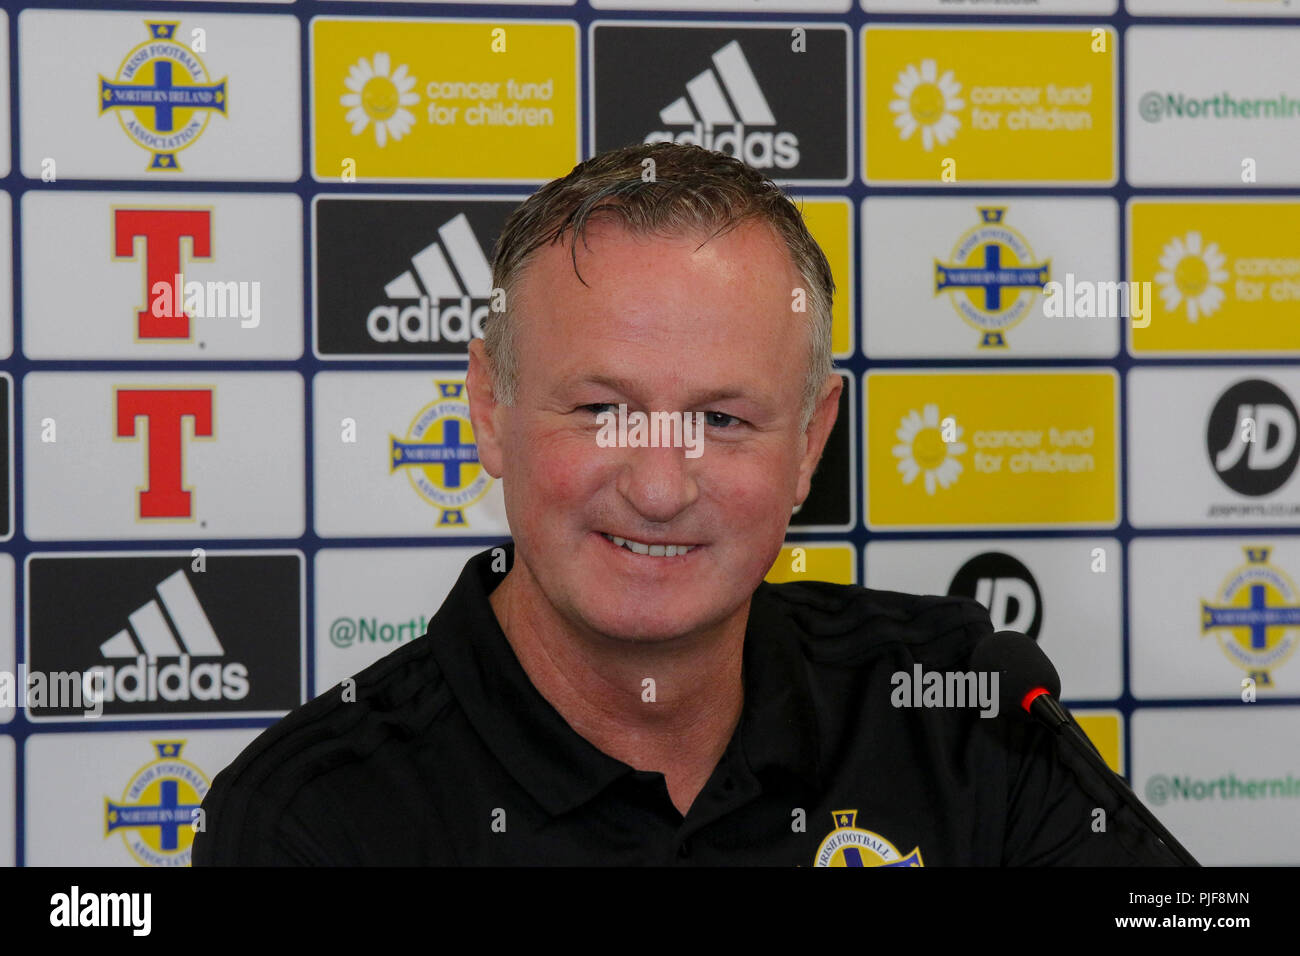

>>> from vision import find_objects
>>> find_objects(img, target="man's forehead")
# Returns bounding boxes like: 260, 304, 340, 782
525, 216, 793, 286
510, 227, 800, 349
505, 216, 808, 405
558, 369, 763, 403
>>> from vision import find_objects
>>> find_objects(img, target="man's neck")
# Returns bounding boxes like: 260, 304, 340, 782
487, 558, 747, 817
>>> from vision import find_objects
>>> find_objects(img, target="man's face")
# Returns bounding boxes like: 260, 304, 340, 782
469, 216, 840, 644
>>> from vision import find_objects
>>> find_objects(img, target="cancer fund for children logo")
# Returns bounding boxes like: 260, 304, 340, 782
891, 59, 964, 153
312, 19, 577, 181
894, 404, 966, 496
1154, 232, 1228, 323
864, 27, 1116, 184
867, 371, 1118, 529
1130, 201, 1300, 354
341, 53, 418, 148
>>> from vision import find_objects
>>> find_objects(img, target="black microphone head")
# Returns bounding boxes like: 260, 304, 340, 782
970, 630, 1061, 716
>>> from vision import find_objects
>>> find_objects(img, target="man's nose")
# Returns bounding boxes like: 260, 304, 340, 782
615, 444, 700, 522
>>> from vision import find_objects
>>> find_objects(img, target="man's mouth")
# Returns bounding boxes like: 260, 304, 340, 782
600, 532, 697, 558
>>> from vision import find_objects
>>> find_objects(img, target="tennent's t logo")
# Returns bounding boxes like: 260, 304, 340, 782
115, 388, 214, 519
114, 209, 212, 340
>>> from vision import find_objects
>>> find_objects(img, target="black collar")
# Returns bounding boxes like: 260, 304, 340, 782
430, 543, 822, 816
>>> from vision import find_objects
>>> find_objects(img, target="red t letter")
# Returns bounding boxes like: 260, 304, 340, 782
115, 389, 214, 518
114, 209, 212, 339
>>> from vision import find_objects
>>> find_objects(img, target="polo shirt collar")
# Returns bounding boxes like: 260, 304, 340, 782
430, 543, 821, 817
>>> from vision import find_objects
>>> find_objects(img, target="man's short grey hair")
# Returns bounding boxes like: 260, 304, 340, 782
484, 142, 836, 432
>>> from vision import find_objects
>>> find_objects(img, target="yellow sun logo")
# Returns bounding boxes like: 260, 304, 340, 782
893, 404, 966, 495
890, 60, 964, 152
341, 53, 419, 148
1154, 231, 1229, 323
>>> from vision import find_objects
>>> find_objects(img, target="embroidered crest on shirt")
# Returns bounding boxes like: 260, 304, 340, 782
812, 810, 924, 867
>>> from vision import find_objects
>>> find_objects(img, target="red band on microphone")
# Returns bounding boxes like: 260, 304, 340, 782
1021, 687, 1051, 713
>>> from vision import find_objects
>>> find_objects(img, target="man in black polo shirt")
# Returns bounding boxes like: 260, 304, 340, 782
195, 143, 1185, 866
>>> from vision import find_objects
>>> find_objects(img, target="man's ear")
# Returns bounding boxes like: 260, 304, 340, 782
467, 338, 506, 479
793, 372, 842, 508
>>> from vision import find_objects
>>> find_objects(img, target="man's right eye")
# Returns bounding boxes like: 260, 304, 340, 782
579, 403, 617, 416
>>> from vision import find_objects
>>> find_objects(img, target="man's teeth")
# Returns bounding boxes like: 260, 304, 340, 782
603, 534, 695, 557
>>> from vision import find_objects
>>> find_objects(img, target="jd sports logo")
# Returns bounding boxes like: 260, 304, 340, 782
948, 552, 1043, 639
647, 41, 799, 170
1206, 379, 1300, 497
27, 554, 301, 718
315, 198, 515, 357
592, 26, 848, 183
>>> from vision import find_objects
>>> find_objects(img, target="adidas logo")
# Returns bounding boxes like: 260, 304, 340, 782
644, 40, 799, 170
85, 570, 249, 703
367, 212, 493, 344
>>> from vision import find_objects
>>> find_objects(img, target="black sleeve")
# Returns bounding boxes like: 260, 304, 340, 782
1001, 713, 1190, 866
193, 769, 353, 866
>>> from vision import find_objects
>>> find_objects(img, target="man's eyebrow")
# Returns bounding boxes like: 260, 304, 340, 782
561, 373, 762, 407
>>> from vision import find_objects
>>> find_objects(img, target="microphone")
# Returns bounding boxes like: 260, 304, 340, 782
972, 630, 1200, 867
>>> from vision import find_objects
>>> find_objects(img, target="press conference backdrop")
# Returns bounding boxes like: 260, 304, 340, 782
0, 0, 1297, 868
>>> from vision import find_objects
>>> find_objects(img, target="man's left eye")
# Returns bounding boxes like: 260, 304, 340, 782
704, 411, 739, 428
581, 405, 738, 427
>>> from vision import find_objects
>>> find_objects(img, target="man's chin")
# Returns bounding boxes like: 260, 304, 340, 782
575, 604, 730, 645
